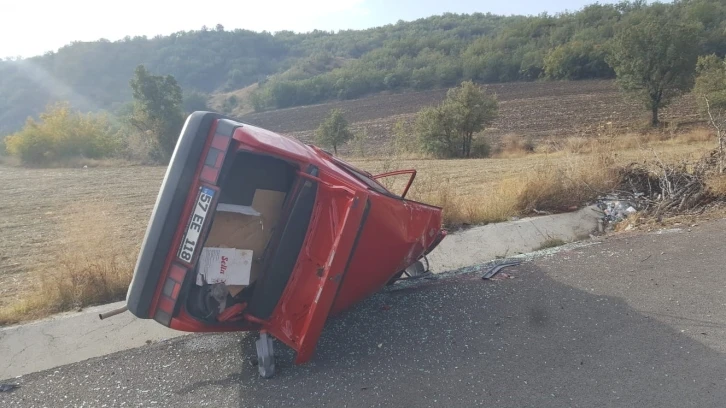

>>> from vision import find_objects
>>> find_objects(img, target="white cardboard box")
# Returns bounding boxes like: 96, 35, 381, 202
196, 247, 253, 286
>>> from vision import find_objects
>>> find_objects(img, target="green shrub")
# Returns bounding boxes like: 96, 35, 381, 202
4, 102, 119, 166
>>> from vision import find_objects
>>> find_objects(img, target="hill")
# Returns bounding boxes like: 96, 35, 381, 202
0, 0, 724, 135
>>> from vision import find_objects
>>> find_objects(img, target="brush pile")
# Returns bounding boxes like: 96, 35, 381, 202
614, 150, 723, 218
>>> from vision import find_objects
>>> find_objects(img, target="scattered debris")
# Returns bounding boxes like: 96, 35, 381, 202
597, 197, 638, 224
0, 383, 19, 393
482, 261, 521, 280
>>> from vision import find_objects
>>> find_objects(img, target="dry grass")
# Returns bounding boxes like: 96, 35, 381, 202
350, 128, 715, 227
514, 155, 618, 213
493, 133, 536, 158
535, 238, 567, 250
53, 157, 137, 168
0, 202, 136, 325
405, 175, 522, 225
679, 128, 714, 144
359, 153, 619, 227
706, 173, 726, 196
1, 155, 136, 168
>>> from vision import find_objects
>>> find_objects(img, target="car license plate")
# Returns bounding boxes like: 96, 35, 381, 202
178, 186, 215, 263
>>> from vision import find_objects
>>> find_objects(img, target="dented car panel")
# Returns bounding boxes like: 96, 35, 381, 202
126, 111, 446, 367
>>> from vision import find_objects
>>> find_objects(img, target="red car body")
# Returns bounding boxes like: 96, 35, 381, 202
126, 112, 446, 366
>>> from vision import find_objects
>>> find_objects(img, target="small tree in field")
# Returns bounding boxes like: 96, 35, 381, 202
695, 54, 726, 173
607, 6, 700, 127
315, 109, 352, 155
415, 80, 498, 158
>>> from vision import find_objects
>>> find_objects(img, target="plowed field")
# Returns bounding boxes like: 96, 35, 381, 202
241, 80, 699, 153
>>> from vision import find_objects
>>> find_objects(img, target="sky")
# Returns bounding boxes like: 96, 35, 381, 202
0, 0, 620, 59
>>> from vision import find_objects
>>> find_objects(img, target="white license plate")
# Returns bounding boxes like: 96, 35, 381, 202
178, 186, 215, 263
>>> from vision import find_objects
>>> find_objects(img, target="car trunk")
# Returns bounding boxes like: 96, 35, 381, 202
182, 150, 317, 326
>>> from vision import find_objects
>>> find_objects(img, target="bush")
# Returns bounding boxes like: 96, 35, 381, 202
4, 102, 120, 166
415, 81, 498, 158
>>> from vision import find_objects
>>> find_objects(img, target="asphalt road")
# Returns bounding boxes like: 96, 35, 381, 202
2, 220, 726, 407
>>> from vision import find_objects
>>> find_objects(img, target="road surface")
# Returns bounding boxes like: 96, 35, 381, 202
2, 219, 726, 407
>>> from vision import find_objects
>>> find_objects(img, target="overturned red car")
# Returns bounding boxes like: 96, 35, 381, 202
124, 112, 446, 377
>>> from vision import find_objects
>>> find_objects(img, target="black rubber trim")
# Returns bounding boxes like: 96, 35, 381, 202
329, 198, 371, 310
246, 165, 319, 320
126, 111, 242, 318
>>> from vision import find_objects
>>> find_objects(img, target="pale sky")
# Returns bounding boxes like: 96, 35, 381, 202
1, 0, 620, 59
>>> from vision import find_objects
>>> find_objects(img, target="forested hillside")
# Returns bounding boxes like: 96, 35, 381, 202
1, 0, 725, 135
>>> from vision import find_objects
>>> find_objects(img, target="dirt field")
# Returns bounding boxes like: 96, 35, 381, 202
0, 166, 164, 307
240, 80, 699, 154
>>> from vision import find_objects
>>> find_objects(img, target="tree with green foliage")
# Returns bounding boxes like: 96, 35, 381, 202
415, 81, 498, 158
129, 65, 185, 162
695, 54, 726, 173
315, 109, 353, 155
606, 6, 701, 126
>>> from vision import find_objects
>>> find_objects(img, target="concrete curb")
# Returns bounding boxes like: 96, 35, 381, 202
427, 205, 602, 272
0, 301, 184, 379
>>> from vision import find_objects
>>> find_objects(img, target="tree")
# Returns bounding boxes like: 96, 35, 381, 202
606, 7, 701, 126
129, 65, 185, 162
415, 81, 498, 158
694, 54, 726, 173
315, 109, 352, 155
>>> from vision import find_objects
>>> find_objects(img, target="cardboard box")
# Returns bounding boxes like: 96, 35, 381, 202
203, 189, 287, 296
196, 248, 253, 286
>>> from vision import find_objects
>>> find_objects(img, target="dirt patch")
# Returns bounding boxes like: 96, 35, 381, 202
0, 166, 165, 308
